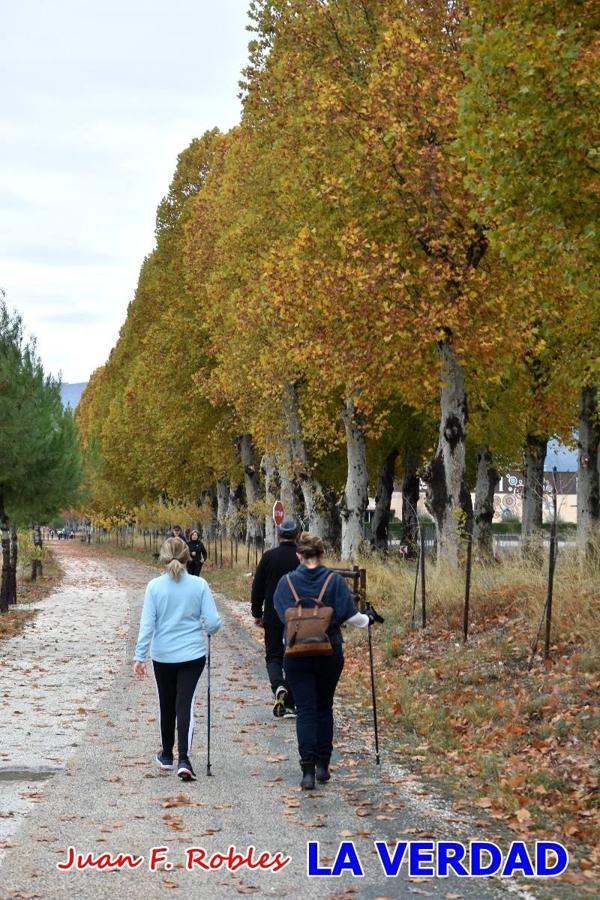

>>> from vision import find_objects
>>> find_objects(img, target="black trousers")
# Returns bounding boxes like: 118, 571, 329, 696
264, 620, 294, 706
152, 656, 206, 759
284, 646, 344, 764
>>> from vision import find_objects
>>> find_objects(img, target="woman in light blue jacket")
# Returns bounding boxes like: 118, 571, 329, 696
133, 537, 222, 781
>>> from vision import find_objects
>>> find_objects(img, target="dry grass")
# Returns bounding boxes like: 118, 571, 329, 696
339, 547, 600, 893
364, 548, 600, 663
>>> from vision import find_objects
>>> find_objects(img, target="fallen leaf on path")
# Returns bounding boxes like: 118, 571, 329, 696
162, 795, 193, 808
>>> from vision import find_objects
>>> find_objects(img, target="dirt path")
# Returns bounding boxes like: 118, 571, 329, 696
0, 544, 526, 899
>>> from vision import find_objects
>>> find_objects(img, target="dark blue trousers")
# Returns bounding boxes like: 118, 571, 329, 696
284, 646, 344, 764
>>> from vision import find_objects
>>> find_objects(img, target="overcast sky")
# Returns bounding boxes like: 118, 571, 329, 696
1, 0, 250, 382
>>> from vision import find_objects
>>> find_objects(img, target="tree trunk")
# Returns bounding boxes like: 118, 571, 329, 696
200, 487, 217, 541
227, 481, 244, 538
521, 433, 548, 559
0, 498, 10, 614
370, 447, 398, 552
577, 384, 600, 555
281, 381, 330, 541
325, 487, 342, 555
240, 434, 264, 545
423, 340, 473, 566
277, 450, 300, 521
261, 453, 278, 549
340, 397, 368, 561
401, 452, 419, 557
9, 524, 18, 605
473, 446, 499, 559
216, 480, 229, 534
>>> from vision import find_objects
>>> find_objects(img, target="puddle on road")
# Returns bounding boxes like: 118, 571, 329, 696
0, 768, 61, 782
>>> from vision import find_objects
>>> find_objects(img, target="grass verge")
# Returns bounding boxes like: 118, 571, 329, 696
340, 550, 600, 893
0, 546, 64, 643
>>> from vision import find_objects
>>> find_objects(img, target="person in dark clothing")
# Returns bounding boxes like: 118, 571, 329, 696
273, 532, 382, 790
186, 530, 208, 576
251, 517, 300, 718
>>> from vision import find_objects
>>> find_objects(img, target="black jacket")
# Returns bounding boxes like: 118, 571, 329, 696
251, 541, 299, 625
187, 539, 208, 562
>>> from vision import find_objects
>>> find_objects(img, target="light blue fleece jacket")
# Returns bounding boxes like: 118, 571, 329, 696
134, 572, 222, 663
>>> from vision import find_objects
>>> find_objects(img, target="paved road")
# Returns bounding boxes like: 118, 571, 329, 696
0, 544, 526, 899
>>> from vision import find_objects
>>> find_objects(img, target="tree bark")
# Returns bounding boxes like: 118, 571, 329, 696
473, 446, 499, 559
200, 487, 217, 540
577, 384, 600, 556
240, 434, 264, 545
227, 481, 244, 538
401, 452, 419, 557
423, 340, 473, 566
281, 381, 330, 541
9, 524, 18, 605
216, 480, 229, 534
32, 523, 43, 580
325, 487, 342, 555
370, 447, 399, 552
261, 453, 278, 549
340, 398, 369, 561
521, 433, 548, 559
0, 497, 10, 613
277, 449, 300, 521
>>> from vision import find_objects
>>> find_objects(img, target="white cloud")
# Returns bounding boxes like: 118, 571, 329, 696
0, 0, 250, 381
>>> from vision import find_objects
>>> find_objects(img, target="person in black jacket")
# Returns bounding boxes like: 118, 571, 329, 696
251, 518, 300, 718
186, 530, 208, 576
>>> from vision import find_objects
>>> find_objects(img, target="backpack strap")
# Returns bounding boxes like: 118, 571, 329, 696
315, 572, 335, 606
286, 574, 302, 606
286, 571, 335, 607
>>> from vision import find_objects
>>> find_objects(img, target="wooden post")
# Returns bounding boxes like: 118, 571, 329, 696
411, 548, 419, 629
359, 566, 367, 611
529, 468, 559, 669
463, 532, 473, 642
544, 469, 558, 660
420, 527, 426, 628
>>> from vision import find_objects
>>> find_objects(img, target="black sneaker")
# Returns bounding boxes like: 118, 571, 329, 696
273, 686, 288, 718
155, 751, 174, 770
177, 757, 197, 781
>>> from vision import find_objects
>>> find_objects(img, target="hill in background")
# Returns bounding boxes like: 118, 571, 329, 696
60, 382, 87, 410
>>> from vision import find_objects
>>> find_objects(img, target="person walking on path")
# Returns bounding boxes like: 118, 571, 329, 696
251, 517, 300, 718
273, 533, 381, 790
186, 529, 208, 576
133, 537, 222, 781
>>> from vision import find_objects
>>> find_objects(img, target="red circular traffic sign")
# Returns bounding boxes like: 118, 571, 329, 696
272, 501, 285, 526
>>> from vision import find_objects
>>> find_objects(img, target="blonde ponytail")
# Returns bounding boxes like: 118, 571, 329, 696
159, 537, 190, 581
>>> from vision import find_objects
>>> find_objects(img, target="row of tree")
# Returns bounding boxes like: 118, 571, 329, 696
0, 297, 81, 610
76, 0, 599, 563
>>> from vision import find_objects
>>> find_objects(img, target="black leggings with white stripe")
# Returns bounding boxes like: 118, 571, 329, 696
152, 656, 206, 759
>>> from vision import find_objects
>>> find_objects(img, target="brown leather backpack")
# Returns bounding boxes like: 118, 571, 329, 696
283, 572, 335, 657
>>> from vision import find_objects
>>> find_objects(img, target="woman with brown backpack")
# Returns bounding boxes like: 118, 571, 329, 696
273, 533, 382, 790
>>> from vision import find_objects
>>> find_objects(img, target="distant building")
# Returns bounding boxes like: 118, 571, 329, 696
369, 471, 578, 525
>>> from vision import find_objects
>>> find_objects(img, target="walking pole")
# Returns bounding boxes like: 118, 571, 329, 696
206, 633, 212, 776
367, 623, 381, 766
